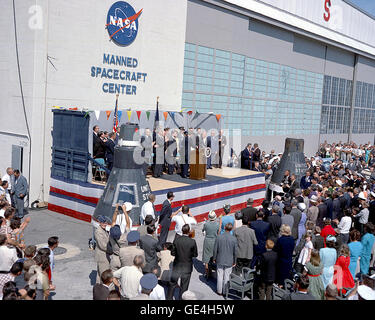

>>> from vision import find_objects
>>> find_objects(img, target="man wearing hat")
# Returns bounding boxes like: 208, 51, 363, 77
119, 231, 145, 267
241, 198, 257, 223
94, 215, 112, 283
132, 273, 159, 300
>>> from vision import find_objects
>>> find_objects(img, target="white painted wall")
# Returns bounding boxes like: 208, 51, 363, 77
0, 0, 188, 204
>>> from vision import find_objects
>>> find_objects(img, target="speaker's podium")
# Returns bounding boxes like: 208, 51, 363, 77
189, 147, 207, 180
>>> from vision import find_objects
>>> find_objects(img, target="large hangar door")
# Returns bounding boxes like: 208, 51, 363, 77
12, 145, 23, 172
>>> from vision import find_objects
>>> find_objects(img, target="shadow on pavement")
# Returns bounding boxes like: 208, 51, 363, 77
89, 270, 97, 286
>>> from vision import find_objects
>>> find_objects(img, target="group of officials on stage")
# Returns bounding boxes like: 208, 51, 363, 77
92, 125, 227, 179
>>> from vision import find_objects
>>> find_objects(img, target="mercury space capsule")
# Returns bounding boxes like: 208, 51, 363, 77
92, 123, 151, 225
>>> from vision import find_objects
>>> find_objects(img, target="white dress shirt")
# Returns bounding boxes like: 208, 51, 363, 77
0, 186, 11, 204
139, 283, 165, 300
1, 174, 12, 191
116, 213, 133, 234
140, 201, 155, 223
113, 265, 143, 299
338, 216, 352, 234
0, 245, 18, 272
171, 213, 197, 236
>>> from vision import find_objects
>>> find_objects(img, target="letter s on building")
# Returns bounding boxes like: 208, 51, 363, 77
324, 0, 331, 22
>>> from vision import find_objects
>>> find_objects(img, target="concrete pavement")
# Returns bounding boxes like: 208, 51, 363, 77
23, 209, 240, 300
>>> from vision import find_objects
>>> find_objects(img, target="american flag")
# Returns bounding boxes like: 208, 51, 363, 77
113, 94, 119, 133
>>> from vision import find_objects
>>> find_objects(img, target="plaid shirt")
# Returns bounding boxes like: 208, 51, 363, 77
0, 273, 15, 299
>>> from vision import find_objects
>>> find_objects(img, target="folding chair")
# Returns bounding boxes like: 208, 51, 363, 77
93, 158, 107, 182
224, 267, 255, 300
272, 283, 288, 300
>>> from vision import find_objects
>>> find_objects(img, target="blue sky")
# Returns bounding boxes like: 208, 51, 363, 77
349, 0, 375, 16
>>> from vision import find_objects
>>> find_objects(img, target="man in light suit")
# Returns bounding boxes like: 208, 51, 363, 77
94, 215, 112, 283
13, 170, 28, 218
139, 225, 162, 273
218, 130, 227, 168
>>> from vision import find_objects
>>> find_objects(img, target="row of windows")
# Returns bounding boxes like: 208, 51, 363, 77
355, 81, 375, 109
322, 76, 353, 107
182, 43, 324, 136
353, 108, 375, 134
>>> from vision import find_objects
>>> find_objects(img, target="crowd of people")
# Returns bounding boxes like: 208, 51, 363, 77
91, 140, 375, 300
0, 166, 60, 300
92, 125, 227, 179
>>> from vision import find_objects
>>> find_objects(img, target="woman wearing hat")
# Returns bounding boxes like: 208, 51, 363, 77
219, 204, 235, 235
319, 235, 337, 288
202, 211, 219, 278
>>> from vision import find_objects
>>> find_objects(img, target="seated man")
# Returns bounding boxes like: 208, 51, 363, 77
282, 274, 316, 300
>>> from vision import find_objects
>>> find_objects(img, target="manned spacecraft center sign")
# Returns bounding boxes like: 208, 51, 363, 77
89, 2, 147, 95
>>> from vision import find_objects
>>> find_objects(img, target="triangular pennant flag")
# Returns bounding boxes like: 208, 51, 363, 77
94, 111, 100, 120
136, 111, 142, 121
216, 114, 222, 122
127, 110, 132, 121
117, 110, 123, 122
163, 112, 168, 121
146, 111, 151, 120
106, 111, 111, 120
69, 107, 78, 111
169, 112, 175, 122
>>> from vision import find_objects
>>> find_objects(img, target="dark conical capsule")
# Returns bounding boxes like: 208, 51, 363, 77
93, 123, 151, 225
271, 138, 308, 185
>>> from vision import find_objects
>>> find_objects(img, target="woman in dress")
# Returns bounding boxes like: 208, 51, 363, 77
360, 222, 375, 275
295, 232, 314, 274
348, 229, 363, 279
320, 235, 337, 288
202, 211, 219, 278
304, 249, 325, 300
274, 224, 295, 287
333, 244, 355, 294
296, 203, 307, 247
321, 218, 336, 247
219, 204, 235, 235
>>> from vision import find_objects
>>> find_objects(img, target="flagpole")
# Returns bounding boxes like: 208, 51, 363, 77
113, 93, 119, 133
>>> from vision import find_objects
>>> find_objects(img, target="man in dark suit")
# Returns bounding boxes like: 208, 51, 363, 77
288, 174, 300, 196
282, 274, 316, 300
241, 198, 257, 223
266, 205, 282, 244
250, 211, 270, 256
290, 200, 302, 242
241, 144, 252, 170
139, 225, 162, 273
93, 269, 114, 300
252, 143, 261, 169
259, 239, 278, 300
158, 192, 176, 246
179, 131, 190, 178
93, 125, 100, 154
13, 170, 28, 218
153, 127, 164, 178
206, 131, 213, 169
165, 130, 177, 175
105, 132, 116, 171
167, 224, 198, 300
